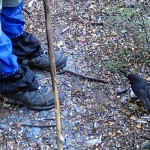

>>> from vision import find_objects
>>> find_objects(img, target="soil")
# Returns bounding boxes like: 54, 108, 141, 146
0, 0, 149, 150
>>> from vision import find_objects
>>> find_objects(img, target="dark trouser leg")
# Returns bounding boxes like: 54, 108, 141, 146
0, 65, 39, 93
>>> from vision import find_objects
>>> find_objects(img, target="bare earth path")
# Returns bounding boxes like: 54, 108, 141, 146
0, 1, 149, 149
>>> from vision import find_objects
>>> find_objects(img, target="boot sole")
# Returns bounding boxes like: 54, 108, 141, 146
3, 97, 56, 110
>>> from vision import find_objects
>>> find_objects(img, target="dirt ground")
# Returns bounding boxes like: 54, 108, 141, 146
0, 0, 149, 150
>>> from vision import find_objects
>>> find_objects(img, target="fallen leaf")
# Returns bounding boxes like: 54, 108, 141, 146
136, 123, 142, 129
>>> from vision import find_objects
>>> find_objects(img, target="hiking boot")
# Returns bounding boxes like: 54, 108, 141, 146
11, 31, 67, 70
3, 86, 64, 110
28, 51, 67, 70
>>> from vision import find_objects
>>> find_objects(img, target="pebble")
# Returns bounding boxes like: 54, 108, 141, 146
120, 95, 128, 103
117, 87, 128, 95
85, 136, 102, 146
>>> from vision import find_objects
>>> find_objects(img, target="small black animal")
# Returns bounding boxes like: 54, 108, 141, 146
128, 73, 150, 112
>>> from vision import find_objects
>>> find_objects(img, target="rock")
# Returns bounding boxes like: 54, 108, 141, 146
121, 29, 128, 34
141, 140, 150, 149
82, 13, 90, 19
117, 87, 128, 95
120, 95, 128, 103
0, 124, 9, 129
124, 0, 136, 7
0, 129, 3, 137
26, 127, 41, 140
85, 136, 102, 147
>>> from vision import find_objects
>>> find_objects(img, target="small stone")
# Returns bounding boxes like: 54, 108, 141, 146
82, 13, 90, 19
0, 129, 3, 137
120, 95, 128, 103
0, 124, 9, 129
116, 142, 121, 148
121, 29, 128, 33
85, 136, 102, 146
141, 140, 150, 149
117, 87, 128, 95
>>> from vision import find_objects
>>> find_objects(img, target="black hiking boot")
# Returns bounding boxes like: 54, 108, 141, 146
11, 31, 67, 70
3, 86, 64, 110
0, 65, 64, 110
28, 51, 67, 70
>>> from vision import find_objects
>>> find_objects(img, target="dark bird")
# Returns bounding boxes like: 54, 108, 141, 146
127, 73, 150, 112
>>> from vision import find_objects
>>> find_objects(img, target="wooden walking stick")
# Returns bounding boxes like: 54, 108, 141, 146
43, 0, 64, 149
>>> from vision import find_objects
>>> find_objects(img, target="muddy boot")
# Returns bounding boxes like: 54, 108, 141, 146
0, 65, 64, 110
11, 31, 67, 70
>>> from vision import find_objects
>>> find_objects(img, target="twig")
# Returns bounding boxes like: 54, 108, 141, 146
22, 8, 30, 15
133, 132, 137, 147
34, 118, 55, 121
61, 27, 70, 34
21, 124, 55, 128
58, 69, 110, 83
91, 22, 104, 26
5, 129, 10, 150
140, 135, 150, 140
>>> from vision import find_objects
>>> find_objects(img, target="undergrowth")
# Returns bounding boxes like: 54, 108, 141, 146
101, 0, 150, 72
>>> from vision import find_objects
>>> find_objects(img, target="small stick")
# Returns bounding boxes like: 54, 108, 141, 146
5, 129, 10, 150
59, 69, 110, 83
21, 124, 55, 128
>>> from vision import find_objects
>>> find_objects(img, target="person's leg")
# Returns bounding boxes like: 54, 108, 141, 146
0, 30, 63, 110
1, 1, 41, 60
1, 1, 24, 39
0, 29, 38, 93
2, 0, 22, 7
1, 1, 67, 70
0, 31, 18, 78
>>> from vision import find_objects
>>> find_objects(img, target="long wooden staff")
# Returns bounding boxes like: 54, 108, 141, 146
43, 0, 63, 149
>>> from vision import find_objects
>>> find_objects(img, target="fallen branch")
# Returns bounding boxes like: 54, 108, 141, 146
58, 69, 110, 83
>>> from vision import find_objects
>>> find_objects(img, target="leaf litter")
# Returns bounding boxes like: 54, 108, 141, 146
0, 0, 150, 149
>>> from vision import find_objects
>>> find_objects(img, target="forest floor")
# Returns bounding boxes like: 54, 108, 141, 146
0, 0, 149, 150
